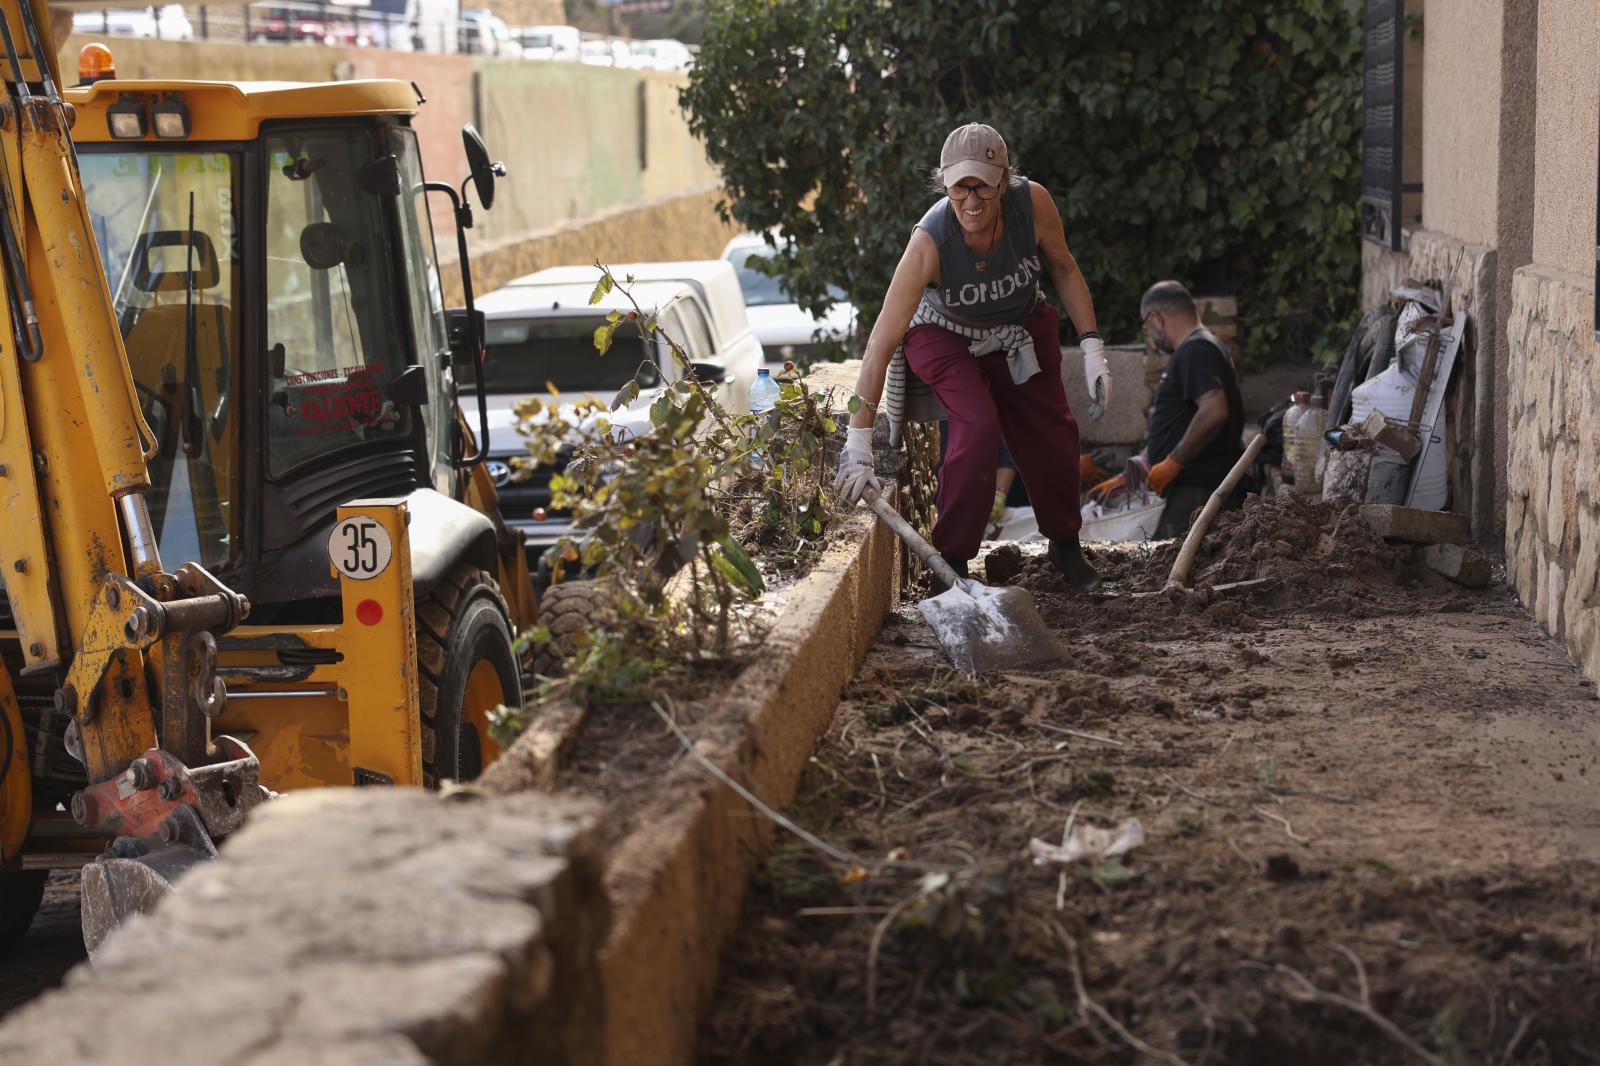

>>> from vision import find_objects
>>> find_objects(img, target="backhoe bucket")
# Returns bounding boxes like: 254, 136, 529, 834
80, 846, 210, 957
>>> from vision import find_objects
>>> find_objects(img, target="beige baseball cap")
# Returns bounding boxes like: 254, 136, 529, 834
939, 122, 1008, 186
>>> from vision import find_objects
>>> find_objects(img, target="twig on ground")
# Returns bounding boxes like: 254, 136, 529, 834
796, 906, 895, 917
1162, 772, 1220, 807
1275, 948, 1446, 1066
1036, 722, 1126, 747
1057, 799, 1084, 911
1050, 919, 1193, 1066
867, 891, 924, 1013
1253, 805, 1312, 844
1499, 1013, 1533, 1066
871, 751, 887, 818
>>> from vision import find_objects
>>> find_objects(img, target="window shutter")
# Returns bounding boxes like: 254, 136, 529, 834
1361, 0, 1405, 251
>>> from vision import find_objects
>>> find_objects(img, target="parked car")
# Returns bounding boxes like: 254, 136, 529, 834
458, 9, 521, 57
466, 260, 763, 563
720, 233, 856, 371
578, 36, 629, 66
246, 2, 373, 45
626, 38, 692, 72
518, 23, 579, 61
73, 4, 193, 40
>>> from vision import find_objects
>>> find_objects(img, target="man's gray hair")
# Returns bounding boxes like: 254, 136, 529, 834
1141, 280, 1197, 318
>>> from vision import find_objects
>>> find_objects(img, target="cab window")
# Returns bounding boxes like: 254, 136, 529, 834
264, 127, 411, 477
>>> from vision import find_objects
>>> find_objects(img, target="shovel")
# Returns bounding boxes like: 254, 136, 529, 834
862, 488, 1063, 673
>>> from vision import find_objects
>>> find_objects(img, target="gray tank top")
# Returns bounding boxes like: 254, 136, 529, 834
915, 177, 1042, 329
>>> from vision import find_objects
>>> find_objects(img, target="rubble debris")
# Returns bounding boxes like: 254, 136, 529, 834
983, 542, 1025, 585
1357, 409, 1422, 461
1358, 504, 1470, 546
1028, 818, 1145, 866
1423, 543, 1491, 588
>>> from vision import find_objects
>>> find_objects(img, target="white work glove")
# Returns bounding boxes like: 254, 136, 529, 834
832, 426, 881, 505
1082, 334, 1112, 419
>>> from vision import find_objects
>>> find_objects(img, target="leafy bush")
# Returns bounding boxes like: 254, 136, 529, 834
682, 0, 1363, 363
510, 265, 840, 711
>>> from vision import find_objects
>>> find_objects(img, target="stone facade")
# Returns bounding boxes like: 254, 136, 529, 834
1504, 264, 1600, 685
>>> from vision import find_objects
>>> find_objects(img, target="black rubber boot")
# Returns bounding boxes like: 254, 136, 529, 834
1048, 536, 1101, 591
932, 556, 969, 593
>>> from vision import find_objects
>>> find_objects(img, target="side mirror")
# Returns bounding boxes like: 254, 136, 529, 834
386, 364, 430, 408
461, 125, 503, 211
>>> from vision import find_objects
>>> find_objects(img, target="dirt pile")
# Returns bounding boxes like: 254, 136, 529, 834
702, 491, 1600, 1065
1143, 492, 1414, 591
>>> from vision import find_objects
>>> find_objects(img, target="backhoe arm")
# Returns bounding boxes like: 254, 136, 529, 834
0, 0, 262, 950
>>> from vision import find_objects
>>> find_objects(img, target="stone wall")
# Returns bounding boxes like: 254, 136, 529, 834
440, 184, 741, 305
1504, 264, 1600, 686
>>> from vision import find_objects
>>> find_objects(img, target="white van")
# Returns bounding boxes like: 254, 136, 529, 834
519, 24, 579, 61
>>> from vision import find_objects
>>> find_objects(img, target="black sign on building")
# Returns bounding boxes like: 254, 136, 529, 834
1362, 0, 1405, 251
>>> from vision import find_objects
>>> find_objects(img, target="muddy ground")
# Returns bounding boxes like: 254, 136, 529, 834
701, 493, 1600, 1065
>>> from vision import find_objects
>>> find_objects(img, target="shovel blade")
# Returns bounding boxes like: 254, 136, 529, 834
917, 582, 1063, 673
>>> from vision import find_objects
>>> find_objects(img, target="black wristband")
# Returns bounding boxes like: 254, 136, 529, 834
1079, 330, 1102, 341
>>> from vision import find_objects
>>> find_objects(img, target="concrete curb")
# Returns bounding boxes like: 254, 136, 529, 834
596, 508, 899, 1064
0, 791, 609, 1066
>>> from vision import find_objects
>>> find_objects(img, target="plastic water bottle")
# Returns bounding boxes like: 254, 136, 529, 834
1293, 395, 1328, 495
1283, 391, 1310, 487
748, 367, 779, 414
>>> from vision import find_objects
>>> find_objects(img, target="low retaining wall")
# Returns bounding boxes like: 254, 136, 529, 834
0, 791, 609, 1065
0, 507, 899, 1065
441, 184, 741, 305
1505, 263, 1600, 687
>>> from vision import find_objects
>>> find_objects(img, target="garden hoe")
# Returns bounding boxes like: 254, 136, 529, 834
862, 488, 1063, 673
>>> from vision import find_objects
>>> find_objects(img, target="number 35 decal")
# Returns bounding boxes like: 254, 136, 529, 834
327, 517, 394, 580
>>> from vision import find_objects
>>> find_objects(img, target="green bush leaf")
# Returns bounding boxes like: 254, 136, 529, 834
716, 534, 766, 597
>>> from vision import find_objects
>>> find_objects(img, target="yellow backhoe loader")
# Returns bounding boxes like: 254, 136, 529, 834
0, 23, 536, 956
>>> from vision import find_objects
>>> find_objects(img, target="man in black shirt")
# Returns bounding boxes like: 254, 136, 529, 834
1091, 281, 1245, 538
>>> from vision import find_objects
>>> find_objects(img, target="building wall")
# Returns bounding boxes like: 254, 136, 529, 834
1502, 0, 1600, 686
1530, 0, 1600, 276
1418, 0, 1501, 245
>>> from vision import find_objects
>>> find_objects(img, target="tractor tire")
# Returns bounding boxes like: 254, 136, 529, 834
533, 581, 612, 677
0, 869, 46, 958
416, 565, 522, 788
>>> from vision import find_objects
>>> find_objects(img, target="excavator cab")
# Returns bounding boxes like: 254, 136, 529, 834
0, 64, 534, 954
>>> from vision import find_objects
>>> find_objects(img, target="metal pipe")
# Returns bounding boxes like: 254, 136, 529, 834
223, 687, 338, 700
117, 493, 161, 574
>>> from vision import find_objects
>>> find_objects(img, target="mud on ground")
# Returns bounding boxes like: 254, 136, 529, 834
701, 495, 1600, 1065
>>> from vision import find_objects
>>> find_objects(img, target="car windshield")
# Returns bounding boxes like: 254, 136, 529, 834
728, 246, 846, 307
81, 149, 241, 570
469, 315, 656, 395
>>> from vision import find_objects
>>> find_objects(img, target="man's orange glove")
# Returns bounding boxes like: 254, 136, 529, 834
1147, 456, 1183, 496
1079, 452, 1107, 485
1088, 473, 1125, 504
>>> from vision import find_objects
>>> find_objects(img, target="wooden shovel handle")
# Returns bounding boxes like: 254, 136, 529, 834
1166, 433, 1267, 592
861, 487, 964, 588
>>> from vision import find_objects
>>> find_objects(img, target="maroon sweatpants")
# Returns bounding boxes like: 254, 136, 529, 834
903, 303, 1082, 563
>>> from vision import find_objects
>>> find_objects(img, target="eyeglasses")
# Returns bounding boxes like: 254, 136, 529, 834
947, 182, 1002, 203
1140, 310, 1161, 332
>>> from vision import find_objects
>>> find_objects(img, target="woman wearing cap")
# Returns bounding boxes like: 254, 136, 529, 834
836, 122, 1110, 590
